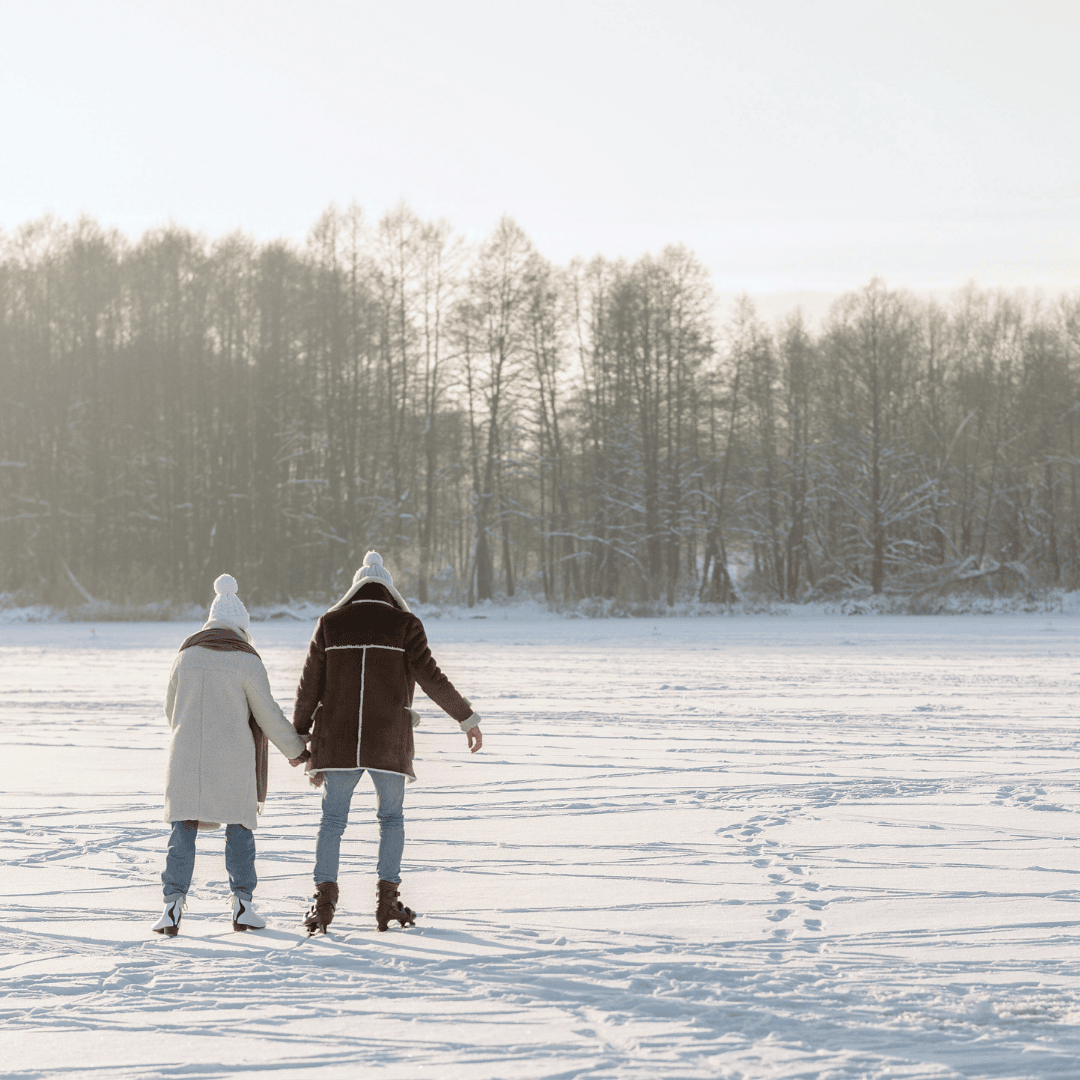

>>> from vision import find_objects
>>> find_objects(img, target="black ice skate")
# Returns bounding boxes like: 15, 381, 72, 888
376, 879, 416, 931
304, 881, 339, 935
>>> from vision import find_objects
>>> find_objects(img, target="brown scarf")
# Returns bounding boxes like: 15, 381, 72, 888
178, 629, 269, 811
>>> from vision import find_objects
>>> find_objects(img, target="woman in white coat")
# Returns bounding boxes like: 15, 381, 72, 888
153, 574, 307, 936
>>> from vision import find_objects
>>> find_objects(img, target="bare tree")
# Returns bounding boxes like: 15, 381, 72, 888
455, 216, 536, 603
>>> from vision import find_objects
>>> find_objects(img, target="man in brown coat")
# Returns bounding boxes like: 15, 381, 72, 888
293, 551, 482, 933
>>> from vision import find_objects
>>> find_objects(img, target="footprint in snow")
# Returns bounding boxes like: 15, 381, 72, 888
766, 909, 792, 922
803, 918, 822, 931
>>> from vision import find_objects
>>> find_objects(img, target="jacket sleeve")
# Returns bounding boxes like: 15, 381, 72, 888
293, 619, 327, 737
164, 655, 180, 724
404, 616, 478, 729
244, 660, 306, 760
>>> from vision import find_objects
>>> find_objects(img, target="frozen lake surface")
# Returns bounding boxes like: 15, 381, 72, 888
1, 614, 1079, 1079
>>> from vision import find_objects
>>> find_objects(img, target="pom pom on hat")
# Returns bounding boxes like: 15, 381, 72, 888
214, 573, 239, 595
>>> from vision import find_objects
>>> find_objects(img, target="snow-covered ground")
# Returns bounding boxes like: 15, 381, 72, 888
2, 614, 1079, 1079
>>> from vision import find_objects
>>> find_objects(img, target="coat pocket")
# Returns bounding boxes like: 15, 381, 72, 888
305, 701, 323, 739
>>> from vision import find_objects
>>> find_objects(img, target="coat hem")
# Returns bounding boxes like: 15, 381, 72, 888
306, 765, 412, 776
306, 765, 416, 784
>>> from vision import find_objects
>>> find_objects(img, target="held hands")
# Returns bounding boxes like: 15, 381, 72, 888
290, 747, 323, 787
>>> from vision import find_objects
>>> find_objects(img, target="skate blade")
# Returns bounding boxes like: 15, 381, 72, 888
232, 922, 262, 932
152, 926, 179, 937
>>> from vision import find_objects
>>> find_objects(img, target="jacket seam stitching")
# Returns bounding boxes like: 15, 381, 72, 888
357, 647, 366, 768
326, 644, 404, 652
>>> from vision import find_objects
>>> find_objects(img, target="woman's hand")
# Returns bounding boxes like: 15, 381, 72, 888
289, 749, 311, 767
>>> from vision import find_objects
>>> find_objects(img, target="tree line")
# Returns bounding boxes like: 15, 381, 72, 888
1, 206, 1078, 608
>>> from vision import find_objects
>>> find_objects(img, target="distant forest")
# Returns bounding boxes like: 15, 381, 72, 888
2, 206, 1079, 608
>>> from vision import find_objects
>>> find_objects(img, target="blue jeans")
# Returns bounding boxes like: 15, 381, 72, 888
314, 770, 406, 885
162, 820, 257, 902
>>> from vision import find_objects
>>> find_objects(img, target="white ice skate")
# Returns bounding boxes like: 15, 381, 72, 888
152, 897, 185, 937
231, 895, 266, 931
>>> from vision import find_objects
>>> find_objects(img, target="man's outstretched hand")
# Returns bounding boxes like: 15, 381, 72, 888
288, 749, 311, 767
467, 726, 483, 753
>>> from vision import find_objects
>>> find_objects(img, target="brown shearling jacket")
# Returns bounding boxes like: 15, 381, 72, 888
293, 584, 473, 778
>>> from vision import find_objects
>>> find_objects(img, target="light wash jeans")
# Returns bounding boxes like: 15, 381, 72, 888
162, 820, 257, 902
313, 769, 406, 885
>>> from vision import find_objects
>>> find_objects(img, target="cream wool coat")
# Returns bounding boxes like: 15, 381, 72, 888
163, 626, 305, 830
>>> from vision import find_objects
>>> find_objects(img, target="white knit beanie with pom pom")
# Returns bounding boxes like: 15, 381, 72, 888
330, 551, 411, 612
207, 573, 251, 632
353, 550, 394, 590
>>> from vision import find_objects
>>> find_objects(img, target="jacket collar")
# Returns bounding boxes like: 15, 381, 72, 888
200, 618, 252, 643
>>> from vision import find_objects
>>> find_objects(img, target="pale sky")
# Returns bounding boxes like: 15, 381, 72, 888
1, 0, 1077, 298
